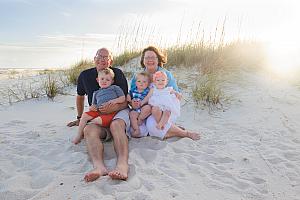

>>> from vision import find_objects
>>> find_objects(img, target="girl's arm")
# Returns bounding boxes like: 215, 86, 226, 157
140, 88, 153, 106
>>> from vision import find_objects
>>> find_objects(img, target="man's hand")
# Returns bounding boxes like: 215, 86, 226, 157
98, 101, 128, 114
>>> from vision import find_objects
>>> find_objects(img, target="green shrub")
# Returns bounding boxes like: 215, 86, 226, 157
65, 60, 93, 85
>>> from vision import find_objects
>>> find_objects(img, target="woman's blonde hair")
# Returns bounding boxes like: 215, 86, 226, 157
140, 46, 167, 68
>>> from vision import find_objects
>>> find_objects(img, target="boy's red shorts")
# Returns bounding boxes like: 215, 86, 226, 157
85, 111, 116, 127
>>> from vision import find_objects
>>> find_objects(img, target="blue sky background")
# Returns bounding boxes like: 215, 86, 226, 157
0, 0, 299, 69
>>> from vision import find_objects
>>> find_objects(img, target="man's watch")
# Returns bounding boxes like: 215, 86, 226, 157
76, 116, 81, 120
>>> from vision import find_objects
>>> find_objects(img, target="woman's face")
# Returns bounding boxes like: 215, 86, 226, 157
143, 51, 158, 73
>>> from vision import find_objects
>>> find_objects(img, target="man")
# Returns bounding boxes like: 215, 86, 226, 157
67, 48, 129, 181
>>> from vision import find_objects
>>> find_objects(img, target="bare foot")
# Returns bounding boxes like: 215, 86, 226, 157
131, 129, 141, 138
84, 167, 108, 182
137, 117, 143, 126
186, 131, 201, 140
156, 123, 164, 130
108, 165, 128, 180
72, 134, 83, 144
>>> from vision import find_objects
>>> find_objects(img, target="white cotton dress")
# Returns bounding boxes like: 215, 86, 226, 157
148, 86, 180, 122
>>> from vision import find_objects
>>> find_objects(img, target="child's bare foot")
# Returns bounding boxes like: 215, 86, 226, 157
72, 134, 83, 144
186, 131, 200, 140
156, 123, 165, 130
137, 117, 143, 126
131, 129, 141, 138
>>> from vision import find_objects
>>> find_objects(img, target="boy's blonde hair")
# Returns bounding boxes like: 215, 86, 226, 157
136, 71, 150, 82
98, 68, 115, 79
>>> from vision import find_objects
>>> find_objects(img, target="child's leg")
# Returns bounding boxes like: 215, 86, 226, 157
137, 105, 151, 125
73, 113, 93, 144
156, 110, 171, 130
90, 116, 103, 125
151, 106, 162, 123
129, 110, 141, 137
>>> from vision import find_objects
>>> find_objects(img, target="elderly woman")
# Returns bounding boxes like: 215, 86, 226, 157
130, 46, 200, 140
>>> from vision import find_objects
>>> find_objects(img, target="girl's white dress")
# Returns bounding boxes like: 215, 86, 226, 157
148, 86, 180, 122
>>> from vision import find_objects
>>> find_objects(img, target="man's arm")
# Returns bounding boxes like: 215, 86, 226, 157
67, 95, 85, 127
76, 95, 85, 118
98, 101, 128, 114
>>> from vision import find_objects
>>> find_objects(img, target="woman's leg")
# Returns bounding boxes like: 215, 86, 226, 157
164, 124, 200, 140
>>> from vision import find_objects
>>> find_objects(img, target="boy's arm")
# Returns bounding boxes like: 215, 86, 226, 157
140, 88, 153, 106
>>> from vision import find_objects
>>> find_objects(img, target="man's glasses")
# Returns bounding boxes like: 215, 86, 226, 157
95, 55, 109, 60
144, 56, 158, 60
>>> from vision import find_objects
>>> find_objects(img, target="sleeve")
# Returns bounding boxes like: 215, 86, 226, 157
165, 70, 179, 92
91, 91, 97, 105
113, 85, 125, 97
77, 72, 86, 96
113, 68, 128, 96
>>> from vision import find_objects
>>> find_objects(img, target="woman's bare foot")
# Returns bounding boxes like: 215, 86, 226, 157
72, 134, 83, 144
84, 167, 108, 182
186, 131, 201, 140
108, 164, 128, 180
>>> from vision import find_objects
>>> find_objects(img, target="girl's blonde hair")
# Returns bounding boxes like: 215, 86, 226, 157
152, 71, 167, 82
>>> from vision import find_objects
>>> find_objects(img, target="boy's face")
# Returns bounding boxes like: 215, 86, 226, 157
154, 76, 167, 89
136, 75, 149, 90
98, 73, 113, 88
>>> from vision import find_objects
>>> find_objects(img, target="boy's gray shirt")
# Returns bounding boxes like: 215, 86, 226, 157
92, 85, 124, 107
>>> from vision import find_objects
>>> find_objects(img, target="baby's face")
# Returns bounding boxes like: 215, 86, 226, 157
154, 76, 167, 89
98, 74, 113, 88
136, 75, 149, 90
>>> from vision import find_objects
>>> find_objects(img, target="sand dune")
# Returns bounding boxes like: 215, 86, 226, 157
0, 68, 299, 200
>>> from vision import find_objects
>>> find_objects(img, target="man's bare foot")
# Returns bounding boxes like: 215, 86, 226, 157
108, 165, 128, 180
84, 167, 108, 182
186, 131, 201, 140
72, 134, 83, 144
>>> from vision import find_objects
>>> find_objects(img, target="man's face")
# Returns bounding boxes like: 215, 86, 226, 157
94, 49, 112, 71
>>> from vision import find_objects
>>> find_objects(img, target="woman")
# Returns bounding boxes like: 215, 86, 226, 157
130, 46, 200, 140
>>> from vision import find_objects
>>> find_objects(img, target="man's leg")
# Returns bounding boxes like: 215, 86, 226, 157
83, 124, 108, 182
108, 119, 129, 180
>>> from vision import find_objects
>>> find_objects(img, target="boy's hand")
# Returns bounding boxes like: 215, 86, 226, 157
131, 99, 141, 109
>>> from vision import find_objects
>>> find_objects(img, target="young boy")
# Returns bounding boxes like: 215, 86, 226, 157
127, 72, 152, 137
73, 68, 125, 144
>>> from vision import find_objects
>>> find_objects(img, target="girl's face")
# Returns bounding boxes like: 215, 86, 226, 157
136, 75, 149, 91
153, 76, 167, 89
98, 74, 113, 88
143, 51, 158, 73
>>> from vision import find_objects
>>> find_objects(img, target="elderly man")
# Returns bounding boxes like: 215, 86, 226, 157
67, 48, 129, 181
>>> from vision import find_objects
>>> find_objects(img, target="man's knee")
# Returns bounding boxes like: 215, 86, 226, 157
83, 124, 99, 138
110, 119, 125, 134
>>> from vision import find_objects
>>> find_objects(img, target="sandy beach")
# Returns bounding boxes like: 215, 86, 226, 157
0, 67, 300, 200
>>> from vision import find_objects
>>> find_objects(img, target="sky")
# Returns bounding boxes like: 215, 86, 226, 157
0, 0, 299, 69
